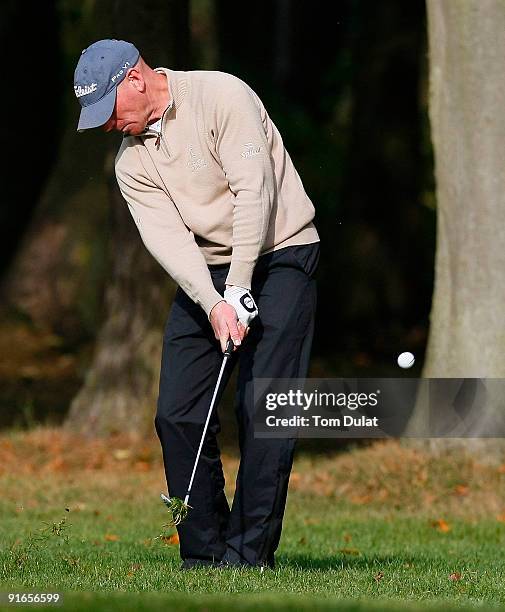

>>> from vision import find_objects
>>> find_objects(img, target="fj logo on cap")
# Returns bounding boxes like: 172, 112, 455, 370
74, 83, 98, 98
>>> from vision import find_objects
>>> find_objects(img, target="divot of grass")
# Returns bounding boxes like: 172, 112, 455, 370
160, 493, 191, 527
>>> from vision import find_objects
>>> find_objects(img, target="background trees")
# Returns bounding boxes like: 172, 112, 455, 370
3, 1, 501, 444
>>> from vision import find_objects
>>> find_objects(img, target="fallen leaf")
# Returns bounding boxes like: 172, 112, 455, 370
160, 533, 179, 545
454, 484, 469, 496
374, 571, 384, 582
104, 533, 120, 541
45, 457, 67, 472
449, 572, 462, 581
350, 494, 372, 505
113, 449, 131, 461
431, 519, 451, 532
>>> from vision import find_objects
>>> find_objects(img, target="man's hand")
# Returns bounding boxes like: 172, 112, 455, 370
209, 300, 249, 352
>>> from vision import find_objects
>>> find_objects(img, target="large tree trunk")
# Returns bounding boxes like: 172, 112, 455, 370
405, 0, 505, 461
63, 150, 173, 436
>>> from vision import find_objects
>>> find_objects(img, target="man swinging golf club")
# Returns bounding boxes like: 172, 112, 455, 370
74, 39, 320, 570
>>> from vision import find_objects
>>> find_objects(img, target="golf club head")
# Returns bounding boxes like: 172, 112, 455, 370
160, 492, 172, 507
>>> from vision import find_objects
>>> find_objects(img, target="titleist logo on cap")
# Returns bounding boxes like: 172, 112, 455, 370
74, 83, 98, 98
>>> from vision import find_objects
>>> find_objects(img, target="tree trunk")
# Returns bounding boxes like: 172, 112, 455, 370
63, 150, 173, 437
405, 0, 505, 462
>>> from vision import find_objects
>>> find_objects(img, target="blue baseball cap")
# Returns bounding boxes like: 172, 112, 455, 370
74, 39, 140, 132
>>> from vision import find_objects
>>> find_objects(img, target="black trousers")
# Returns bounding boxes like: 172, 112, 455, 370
154, 241, 320, 568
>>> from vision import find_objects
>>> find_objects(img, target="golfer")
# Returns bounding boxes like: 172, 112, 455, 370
74, 39, 320, 570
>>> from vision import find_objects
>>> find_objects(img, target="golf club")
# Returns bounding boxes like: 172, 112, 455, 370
161, 336, 237, 526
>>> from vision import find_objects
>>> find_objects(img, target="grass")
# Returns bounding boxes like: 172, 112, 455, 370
0, 427, 504, 611
160, 493, 192, 526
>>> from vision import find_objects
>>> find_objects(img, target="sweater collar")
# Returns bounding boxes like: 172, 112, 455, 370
153, 67, 188, 110
138, 68, 185, 139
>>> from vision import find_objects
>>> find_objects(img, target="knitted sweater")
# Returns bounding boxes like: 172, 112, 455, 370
115, 67, 320, 318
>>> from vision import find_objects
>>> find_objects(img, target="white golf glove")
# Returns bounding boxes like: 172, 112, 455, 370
224, 285, 258, 327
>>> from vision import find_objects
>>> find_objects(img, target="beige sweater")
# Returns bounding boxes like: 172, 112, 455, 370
115, 67, 320, 318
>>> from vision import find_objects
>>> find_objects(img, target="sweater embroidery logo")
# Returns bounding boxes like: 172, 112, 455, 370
187, 145, 208, 171
241, 142, 262, 158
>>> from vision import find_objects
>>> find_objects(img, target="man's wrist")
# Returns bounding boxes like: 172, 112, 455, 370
208, 298, 226, 321
225, 260, 255, 292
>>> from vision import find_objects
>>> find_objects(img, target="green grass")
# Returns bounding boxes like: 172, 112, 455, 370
1, 490, 504, 610
0, 430, 504, 611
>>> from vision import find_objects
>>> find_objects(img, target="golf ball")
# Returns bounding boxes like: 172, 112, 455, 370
397, 352, 415, 369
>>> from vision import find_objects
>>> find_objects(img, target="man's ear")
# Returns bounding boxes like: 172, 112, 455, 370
126, 67, 145, 92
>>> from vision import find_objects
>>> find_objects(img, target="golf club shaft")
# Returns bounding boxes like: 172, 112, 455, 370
184, 338, 235, 505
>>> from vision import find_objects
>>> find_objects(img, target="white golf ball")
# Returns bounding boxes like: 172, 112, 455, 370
397, 352, 415, 369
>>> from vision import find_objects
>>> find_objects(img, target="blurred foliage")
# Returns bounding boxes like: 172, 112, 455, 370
1, 0, 436, 425
216, 1, 434, 371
